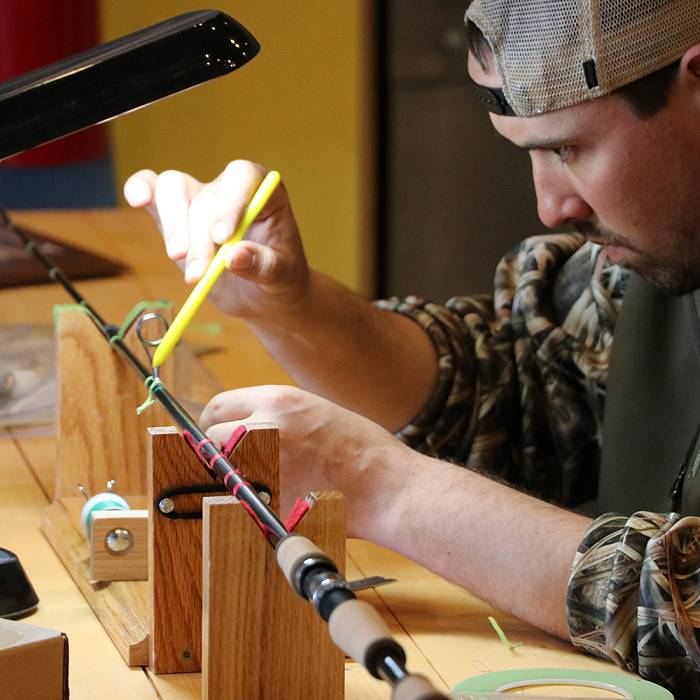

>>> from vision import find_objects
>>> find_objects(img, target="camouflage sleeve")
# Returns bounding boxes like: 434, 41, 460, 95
376, 232, 627, 506
568, 512, 700, 697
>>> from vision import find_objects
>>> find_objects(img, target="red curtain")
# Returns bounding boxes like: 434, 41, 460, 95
0, 0, 109, 166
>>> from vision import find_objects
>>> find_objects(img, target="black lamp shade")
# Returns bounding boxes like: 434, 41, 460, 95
0, 10, 260, 161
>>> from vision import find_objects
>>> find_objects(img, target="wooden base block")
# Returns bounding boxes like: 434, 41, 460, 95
40, 500, 150, 666
202, 492, 346, 700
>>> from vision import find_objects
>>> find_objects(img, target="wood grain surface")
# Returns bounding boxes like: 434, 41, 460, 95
202, 492, 346, 700
90, 509, 149, 582
55, 305, 173, 500
148, 424, 284, 674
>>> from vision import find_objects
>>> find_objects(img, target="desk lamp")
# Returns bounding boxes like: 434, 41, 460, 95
0, 10, 260, 160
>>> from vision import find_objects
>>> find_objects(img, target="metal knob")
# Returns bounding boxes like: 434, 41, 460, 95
159, 497, 175, 514
105, 528, 133, 554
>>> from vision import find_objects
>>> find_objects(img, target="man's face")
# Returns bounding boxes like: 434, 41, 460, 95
468, 52, 700, 294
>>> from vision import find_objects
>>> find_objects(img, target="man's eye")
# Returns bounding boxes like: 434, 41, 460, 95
553, 146, 575, 162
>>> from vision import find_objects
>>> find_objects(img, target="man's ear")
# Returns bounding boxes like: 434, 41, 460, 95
680, 44, 700, 110
680, 44, 700, 80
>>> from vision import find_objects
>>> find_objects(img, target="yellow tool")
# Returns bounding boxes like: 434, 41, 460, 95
152, 170, 281, 369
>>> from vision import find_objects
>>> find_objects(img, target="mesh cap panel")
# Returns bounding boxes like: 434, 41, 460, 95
466, 0, 700, 116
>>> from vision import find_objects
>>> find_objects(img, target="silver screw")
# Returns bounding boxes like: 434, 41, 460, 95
258, 491, 271, 505
159, 497, 175, 514
105, 528, 133, 554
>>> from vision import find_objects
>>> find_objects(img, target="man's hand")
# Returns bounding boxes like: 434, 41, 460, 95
200, 384, 413, 536
123, 160, 310, 320
125, 159, 439, 434
200, 383, 590, 641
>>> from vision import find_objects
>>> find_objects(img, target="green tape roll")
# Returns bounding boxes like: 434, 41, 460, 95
452, 669, 672, 699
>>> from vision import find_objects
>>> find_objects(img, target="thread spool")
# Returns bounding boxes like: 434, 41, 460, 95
79, 482, 130, 535
452, 669, 673, 699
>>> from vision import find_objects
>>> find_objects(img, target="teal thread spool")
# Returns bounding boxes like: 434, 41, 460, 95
79, 482, 130, 535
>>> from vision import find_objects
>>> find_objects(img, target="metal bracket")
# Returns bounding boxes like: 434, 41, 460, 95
347, 575, 397, 592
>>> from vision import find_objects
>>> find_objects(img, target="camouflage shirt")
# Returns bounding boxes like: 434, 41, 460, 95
378, 232, 700, 697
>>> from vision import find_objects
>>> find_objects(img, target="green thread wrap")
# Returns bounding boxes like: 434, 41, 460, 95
53, 300, 172, 416
136, 376, 163, 415
108, 300, 171, 345
53, 301, 100, 328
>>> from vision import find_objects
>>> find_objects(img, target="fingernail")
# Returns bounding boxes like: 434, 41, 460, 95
228, 245, 253, 271
186, 259, 205, 281
124, 177, 150, 205
166, 236, 185, 259
213, 220, 233, 244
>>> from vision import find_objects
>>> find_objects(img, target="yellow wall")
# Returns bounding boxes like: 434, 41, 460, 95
100, 1, 375, 294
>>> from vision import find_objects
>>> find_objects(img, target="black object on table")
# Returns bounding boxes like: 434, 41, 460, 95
0, 548, 39, 619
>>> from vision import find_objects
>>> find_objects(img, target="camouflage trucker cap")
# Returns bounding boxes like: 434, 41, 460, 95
465, 0, 700, 117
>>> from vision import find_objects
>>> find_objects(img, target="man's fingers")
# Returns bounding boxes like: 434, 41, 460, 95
154, 170, 203, 260
224, 241, 283, 285
212, 160, 268, 244
206, 420, 250, 447
185, 188, 219, 282
200, 386, 268, 430
124, 169, 164, 231
124, 161, 282, 283
123, 169, 156, 207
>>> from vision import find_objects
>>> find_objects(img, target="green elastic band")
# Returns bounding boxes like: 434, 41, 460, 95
109, 300, 172, 345
136, 376, 163, 415
53, 301, 99, 328
187, 322, 222, 337
488, 616, 522, 651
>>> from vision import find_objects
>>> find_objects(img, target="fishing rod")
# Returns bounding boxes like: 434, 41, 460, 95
3, 210, 448, 699
0, 9, 449, 696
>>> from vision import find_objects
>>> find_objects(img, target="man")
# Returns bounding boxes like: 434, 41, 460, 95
124, 1, 700, 694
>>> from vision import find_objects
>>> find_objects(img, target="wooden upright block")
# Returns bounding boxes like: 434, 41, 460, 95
202, 491, 346, 700
148, 423, 280, 674
55, 305, 172, 500
89, 509, 149, 581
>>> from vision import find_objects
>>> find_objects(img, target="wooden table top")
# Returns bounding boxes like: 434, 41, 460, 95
0, 210, 620, 699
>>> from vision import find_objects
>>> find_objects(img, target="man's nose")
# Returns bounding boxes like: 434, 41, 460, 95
531, 157, 593, 229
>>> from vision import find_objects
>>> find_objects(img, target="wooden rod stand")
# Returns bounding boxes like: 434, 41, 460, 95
148, 422, 284, 675
45, 307, 347, 695
55, 305, 173, 500
203, 492, 346, 700
41, 304, 173, 667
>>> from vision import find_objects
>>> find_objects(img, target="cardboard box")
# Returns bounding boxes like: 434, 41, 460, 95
0, 618, 69, 699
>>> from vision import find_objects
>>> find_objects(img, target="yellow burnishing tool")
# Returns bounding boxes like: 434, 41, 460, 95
152, 170, 281, 369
